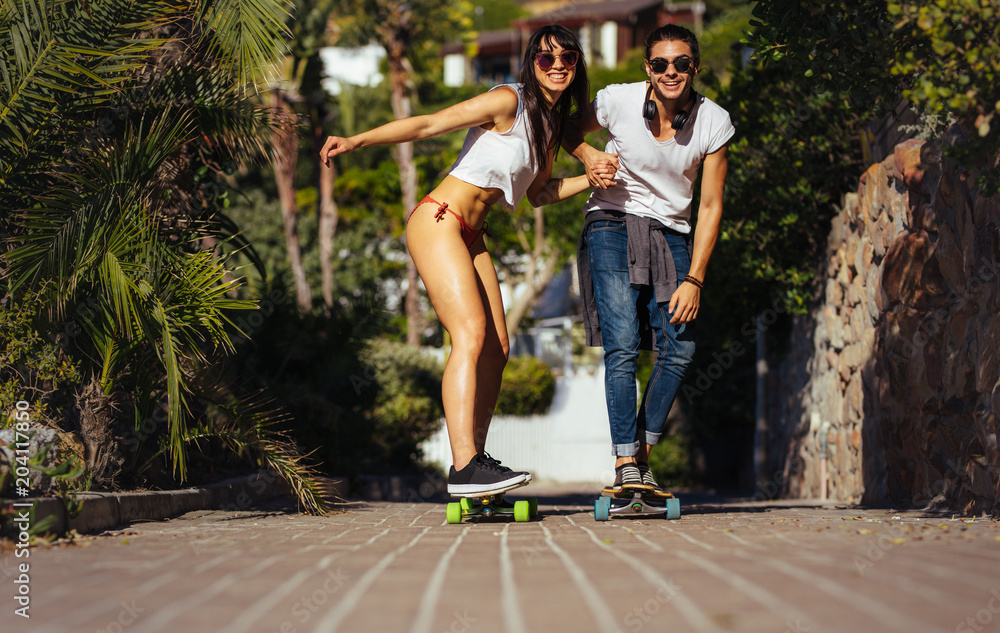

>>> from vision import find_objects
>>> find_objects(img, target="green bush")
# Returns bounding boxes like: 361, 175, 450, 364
890, 0, 1000, 193
495, 356, 556, 417
647, 433, 696, 490
0, 299, 82, 428
361, 339, 445, 468
236, 297, 446, 477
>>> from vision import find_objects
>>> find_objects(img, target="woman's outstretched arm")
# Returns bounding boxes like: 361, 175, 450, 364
526, 146, 616, 207
319, 87, 519, 166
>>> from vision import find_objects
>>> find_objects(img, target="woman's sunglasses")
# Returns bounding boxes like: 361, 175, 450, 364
648, 56, 694, 74
535, 50, 579, 71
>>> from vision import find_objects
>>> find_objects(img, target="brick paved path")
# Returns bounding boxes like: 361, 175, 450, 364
5, 486, 1000, 633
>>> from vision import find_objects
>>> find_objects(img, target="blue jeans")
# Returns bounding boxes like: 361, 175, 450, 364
586, 219, 696, 456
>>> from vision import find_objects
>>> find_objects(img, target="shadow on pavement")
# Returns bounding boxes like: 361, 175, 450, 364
500, 489, 854, 517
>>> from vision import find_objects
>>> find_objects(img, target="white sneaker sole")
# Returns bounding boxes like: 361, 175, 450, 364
447, 473, 528, 496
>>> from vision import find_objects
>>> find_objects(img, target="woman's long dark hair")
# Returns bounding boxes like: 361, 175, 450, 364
517, 25, 589, 170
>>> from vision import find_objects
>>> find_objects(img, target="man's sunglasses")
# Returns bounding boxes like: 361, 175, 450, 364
536, 50, 579, 71
648, 56, 694, 74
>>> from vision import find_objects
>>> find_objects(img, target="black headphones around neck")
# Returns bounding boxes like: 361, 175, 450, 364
643, 83, 696, 130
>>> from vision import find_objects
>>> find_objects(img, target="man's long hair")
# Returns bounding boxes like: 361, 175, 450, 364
518, 25, 590, 171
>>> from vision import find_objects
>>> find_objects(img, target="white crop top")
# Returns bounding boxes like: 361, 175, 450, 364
448, 83, 549, 211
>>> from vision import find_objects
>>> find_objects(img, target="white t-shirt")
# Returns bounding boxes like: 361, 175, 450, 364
581, 82, 735, 232
448, 83, 549, 211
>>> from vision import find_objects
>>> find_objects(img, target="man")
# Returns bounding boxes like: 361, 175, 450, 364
565, 24, 734, 491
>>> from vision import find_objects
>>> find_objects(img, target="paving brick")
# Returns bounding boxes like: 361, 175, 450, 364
4, 485, 1000, 633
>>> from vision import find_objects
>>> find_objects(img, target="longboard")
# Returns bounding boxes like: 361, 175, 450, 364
594, 485, 681, 521
446, 480, 537, 524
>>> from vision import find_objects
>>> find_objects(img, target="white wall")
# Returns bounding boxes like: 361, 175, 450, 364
443, 53, 466, 87
600, 21, 618, 68
319, 44, 386, 95
420, 366, 618, 484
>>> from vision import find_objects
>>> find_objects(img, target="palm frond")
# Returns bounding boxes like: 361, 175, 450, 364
152, 393, 332, 514
200, 210, 267, 281
155, 300, 189, 477
135, 50, 283, 165
0, 0, 172, 167
2, 0, 295, 491
193, 0, 291, 89
4, 111, 196, 314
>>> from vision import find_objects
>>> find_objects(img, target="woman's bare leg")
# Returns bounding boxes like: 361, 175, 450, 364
468, 236, 510, 453
406, 204, 486, 471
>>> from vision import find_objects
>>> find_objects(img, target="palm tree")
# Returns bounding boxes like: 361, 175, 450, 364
330, 0, 472, 344
1, 0, 328, 512
267, 0, 340, 312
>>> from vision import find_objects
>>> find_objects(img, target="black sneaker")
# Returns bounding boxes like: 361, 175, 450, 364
448, 454, 527, 495
637, 462, 661, 490
481, 452, 532, 483
612, 462, 647, 490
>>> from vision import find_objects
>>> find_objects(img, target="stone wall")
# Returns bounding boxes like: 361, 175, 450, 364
768, 137, 1000, 514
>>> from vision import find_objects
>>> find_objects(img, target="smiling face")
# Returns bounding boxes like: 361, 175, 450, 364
644, 39, 698, 105
534, 37, 577, 106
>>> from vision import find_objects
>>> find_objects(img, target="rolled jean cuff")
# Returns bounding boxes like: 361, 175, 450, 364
613, 441, 640, 457
645, 431, 662, 446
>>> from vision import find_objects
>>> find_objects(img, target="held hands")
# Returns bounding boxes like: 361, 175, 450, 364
668, 281, 700, 324
585, 151, 620, 190
319, 136, 357, 167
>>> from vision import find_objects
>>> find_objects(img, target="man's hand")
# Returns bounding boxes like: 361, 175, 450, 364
590, 157, 618, 189
319, 136, 357, 167
668, 281, 700, 324
582, 149, 620, 190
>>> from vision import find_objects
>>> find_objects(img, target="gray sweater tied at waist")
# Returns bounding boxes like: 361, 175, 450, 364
576, 209, 691, 349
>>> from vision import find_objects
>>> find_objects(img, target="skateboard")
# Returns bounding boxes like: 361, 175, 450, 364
446, 480, 538, 524
594, 485, 680, 521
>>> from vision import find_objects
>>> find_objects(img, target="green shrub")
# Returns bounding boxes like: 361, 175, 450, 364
495, 356, 556, 417
647, 433, 696, 489
0, 299, 82, 428
890, 0, 1000, 193
361, 339, 445, 469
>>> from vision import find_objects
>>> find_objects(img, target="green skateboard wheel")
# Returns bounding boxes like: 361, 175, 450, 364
513, 500, 531, 522
460, 497, 474, 511
528, 497, 538, 517
446, 502, 462, 524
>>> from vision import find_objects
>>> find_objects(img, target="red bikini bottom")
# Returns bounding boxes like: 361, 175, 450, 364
407, 195, 487, 248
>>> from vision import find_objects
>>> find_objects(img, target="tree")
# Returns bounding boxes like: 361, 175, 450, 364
0, 0, 327, 511
686, 0, 1000, 490
270, 87, 313, 311
890, 0, 1000, 194
747, 0, 905, 114
268, 0, 341, 312
498, 204, 562, 336
330, 0, 472, 345
471, 0, 528, 31
737, 0, 999, 312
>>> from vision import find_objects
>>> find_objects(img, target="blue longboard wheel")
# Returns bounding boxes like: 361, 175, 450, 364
594, 496, 611, 521
665, 497, 681, 520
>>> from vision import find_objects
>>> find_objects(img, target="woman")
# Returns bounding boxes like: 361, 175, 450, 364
320, 25, 614, 496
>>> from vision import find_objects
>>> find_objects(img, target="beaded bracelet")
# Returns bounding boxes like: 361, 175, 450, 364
683, 275, 704, 289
